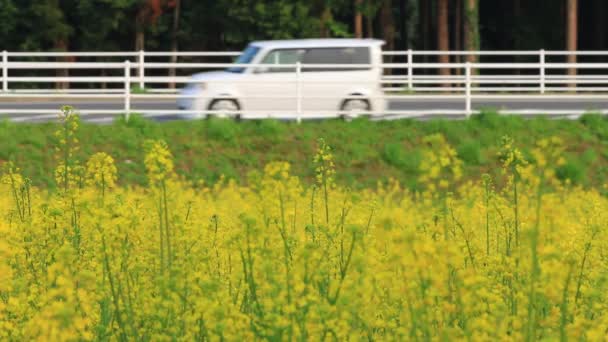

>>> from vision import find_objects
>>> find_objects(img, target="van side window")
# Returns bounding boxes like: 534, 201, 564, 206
258, 49, 305, 73
302, 47, 371, 72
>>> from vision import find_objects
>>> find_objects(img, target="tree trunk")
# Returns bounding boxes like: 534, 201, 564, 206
135, 6, 145, 92
135, 30, 145, 52
566, 0, 577, 88
135, 2, 145, 51
355, 0, 363, 38
366, 15, 374, 38
54, 38, 69, 90
380, 0, 395, 49
454, 0, 462, 75
380, 0, 395, 74
464, 0, 479, 63
437, 0, 450, 83
169, 0, 181, 89
320, 6, 332, 37
405, 0, 419, 49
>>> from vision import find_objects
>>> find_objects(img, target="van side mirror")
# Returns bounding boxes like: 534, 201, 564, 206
254, 66, 269, 74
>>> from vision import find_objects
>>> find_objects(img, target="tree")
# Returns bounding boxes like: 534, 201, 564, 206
135, 0, 165, 51
419, 0, 432, 66
464, 0, 479, 63
216, 0, 324, 46
513, 0, 521, 48
73, 0, 132, 51
178, 0, 227, 50
18, 0, 73, 89
168, 0, 180, 88
437, 0, 450, 80
566, 0, 577, 86
594, 0, 605, 50
317, 0, 333, 38
360, 0, 381, 38
0, 0, 18, 48
354, 0, 363, 38
403, 0, 419, 49
0, 0, 605, 91
453, 0, 462, 74
379, 0, 395, 50
379, 0, 395, 74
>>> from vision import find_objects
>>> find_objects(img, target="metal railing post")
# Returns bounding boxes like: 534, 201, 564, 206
407, 49, 413, 90
124, 60, 131, 121
296, 62, 302, 124
465, 62, 472, 117
138, 50, 145, 90
539, 49, 545, 94
2, 50, 7, 92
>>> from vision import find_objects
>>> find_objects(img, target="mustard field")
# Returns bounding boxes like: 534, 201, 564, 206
1, 108, 607, 341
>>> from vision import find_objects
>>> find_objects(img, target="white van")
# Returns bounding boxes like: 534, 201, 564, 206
177, 39, 385, 119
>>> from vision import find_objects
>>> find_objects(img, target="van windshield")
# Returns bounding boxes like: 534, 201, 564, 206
226, 45, 260, 73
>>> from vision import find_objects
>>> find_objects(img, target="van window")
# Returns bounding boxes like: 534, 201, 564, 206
258, 49, 305, 73
226, 45, 260, 73
302, 47, 371, 72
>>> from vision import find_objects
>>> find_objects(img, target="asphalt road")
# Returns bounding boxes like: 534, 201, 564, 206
1, 97, 607, 123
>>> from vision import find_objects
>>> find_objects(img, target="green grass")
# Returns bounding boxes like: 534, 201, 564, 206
1, 111, 607, 190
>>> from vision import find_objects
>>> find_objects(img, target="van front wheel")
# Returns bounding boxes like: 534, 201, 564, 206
207, 99, 241, 119
340, 98, 371, 121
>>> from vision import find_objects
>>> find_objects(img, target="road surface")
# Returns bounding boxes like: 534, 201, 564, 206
1, 97, 607, 123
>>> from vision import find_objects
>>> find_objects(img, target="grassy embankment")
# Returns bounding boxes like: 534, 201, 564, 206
1, 111, 607, 190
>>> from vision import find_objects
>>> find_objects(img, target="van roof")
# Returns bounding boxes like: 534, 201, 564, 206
250, 39, 385, 49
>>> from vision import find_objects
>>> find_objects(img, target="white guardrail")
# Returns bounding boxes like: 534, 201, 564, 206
2, 50, 608, 121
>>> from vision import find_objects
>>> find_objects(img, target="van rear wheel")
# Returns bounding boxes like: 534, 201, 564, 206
340, 98, 371, 121
207, 99, 241, 119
